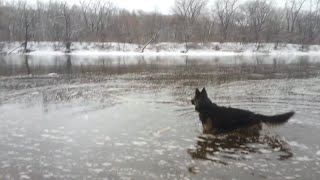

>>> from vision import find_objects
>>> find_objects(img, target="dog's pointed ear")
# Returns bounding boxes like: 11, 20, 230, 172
195, 88, 201, 96
201, 87, 207, 97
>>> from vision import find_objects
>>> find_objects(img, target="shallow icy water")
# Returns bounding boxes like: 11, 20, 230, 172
0, 55, 320, 179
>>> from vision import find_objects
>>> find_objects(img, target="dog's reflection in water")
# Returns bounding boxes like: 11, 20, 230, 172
187, 131, 293, 166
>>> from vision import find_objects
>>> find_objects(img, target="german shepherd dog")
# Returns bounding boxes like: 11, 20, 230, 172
191, 88, 295, 134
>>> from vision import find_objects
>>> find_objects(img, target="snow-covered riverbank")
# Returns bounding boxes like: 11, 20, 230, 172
1, 41, 320, 56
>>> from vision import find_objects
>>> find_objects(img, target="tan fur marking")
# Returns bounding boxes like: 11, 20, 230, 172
203, 118, 213, 132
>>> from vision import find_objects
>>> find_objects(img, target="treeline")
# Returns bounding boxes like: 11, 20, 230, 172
0, 0, 319, 47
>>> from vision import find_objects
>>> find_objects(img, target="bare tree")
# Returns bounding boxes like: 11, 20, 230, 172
198, 15, 215, 43
301, 0, 320, 44
2, 0, 320, 46
63, 3, 73, 53
39, 1, 64, 42
81, 0, 115, 41
140, 28, 161, 53
242, 0, 272, 42
0, 1, 6, 40
264, 8, 284, 45
21, 2, 35, 53
285, 0, 306, 33
215, 0, 239, 42
139, 10, 164, 52
173, 0, 208, 52
235, 8, 250, 43
80, 0, 91, 29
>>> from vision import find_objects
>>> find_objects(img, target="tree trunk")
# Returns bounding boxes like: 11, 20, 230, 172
24, 55, 31, 74
140, 28, 161, 53
23, 17, 29, 53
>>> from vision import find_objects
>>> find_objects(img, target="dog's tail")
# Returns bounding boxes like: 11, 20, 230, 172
256, 111, 295, 126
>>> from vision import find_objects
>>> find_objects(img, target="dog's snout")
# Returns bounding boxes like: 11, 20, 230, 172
191, 99, 195, 105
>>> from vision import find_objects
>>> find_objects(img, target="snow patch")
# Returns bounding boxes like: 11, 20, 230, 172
288, 141, 309, 150
155, 149, 165, 155
20, 174, 30, 180
92, 168, 103, 174
104, 136, 111, 141
3, 41, 320, 56
47, 73, 59, 77
296, 156, 312, 161
114, 143, 125, 146
132, 141, 148, 146
284, 176, 296, 180
43, 173, 54, 179
102, 162, 111, 167
259, 149, 272, 154
158, 160, 168, 166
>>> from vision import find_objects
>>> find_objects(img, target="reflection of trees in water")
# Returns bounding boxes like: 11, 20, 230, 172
65, 55, 72, 74
0, 56, 318, 77
297, 57, 310, 77
24, 55, 31, 75
187, 133, 293, 165
0, 56, 6, 75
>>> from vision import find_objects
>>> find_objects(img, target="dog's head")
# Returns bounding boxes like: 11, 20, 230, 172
191, 88, 211, 112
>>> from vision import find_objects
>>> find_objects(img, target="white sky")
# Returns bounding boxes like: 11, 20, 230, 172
112, 0, 175, 14
18, 0, 176, 14
7, 0, 290, 14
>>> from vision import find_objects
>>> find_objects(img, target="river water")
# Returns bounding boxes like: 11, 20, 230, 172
0, 55, 320, 179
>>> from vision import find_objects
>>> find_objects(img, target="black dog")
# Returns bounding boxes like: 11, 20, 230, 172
191, 88, 295, 134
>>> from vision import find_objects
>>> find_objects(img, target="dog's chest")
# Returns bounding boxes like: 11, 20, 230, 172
202, 117, 213, 132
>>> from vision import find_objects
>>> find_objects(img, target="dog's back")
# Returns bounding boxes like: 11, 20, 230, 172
210, 106, 260, 132
208, 106, 294, 133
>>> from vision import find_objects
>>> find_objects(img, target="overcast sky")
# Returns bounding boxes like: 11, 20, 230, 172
15, 0, 176, 14
112, 0, 176, 13
7, 0, 290, 14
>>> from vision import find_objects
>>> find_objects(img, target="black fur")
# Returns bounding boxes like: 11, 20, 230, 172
191, 88, 295, 134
